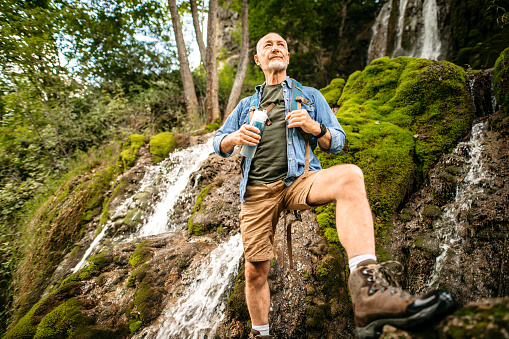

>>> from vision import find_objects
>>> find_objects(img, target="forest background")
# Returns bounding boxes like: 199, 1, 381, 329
0, 0, 508, 333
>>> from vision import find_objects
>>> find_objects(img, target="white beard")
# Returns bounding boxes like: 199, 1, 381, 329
267, 59, 287, 71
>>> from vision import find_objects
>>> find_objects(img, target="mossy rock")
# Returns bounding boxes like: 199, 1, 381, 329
423, 205, 442, 219
226, 262, 250, 321
318, 57, 473, 232
494, 47, 509, 115
149, 132, 178, 163
123, 208, 142, 229
128, 240, 152, 269
319, 78, 346, 106
61, 251, 112, 287
188, 185, 213, 235
119, 134, 146, 171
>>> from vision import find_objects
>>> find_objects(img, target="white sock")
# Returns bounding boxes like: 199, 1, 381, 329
252, 323, 269, 335
348, 254, 377, 273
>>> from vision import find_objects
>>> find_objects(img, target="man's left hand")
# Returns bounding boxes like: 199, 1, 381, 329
285, 109, 320, 135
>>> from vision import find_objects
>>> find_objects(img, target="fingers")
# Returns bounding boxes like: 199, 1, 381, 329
285, 109, 310, 129
237, 124, 261, 146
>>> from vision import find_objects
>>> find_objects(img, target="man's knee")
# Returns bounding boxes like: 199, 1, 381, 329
245, 260, 270, 287
331, 164, 365, 189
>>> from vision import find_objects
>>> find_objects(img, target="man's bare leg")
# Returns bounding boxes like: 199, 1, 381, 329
306, 164, 376, 259
245, 260, 271, 326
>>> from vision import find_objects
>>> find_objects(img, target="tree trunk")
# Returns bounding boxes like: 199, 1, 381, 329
206, 0, 221, 123
168, 0, 200, 124
190, 0, 207, 71
225, 0, 249, 120
339, 0, 352, 38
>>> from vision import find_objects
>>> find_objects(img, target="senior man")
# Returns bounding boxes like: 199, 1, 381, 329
213, 32, 455, 339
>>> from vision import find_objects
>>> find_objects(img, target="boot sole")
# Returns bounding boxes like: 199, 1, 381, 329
356, 292, 456, 339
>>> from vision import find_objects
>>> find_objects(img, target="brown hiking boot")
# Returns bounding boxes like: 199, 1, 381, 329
348, 260, 456, 339
250, 328, 274, 338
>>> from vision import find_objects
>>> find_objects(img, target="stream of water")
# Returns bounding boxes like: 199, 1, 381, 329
73, 135, 248, 338
427, 121, 489, 288
155, 233, 243, 339
74, 137, 213, 272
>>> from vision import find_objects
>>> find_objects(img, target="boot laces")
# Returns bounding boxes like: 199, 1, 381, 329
361, 261, 412, 298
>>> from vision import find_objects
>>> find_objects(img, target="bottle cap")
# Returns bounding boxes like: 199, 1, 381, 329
252, 109, 268, 123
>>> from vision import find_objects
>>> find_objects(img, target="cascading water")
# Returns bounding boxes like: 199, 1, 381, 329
73, 136, 214, 272
420, 0, 441, 60
367, 0, 442, 63
73, 135, 247, 338
153, 233, 243, 339
427, 121, 490, 289
137, 137, 214, 237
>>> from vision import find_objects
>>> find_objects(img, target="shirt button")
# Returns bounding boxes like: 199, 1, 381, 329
289, 158, 292, 161
288, 141, 292, 145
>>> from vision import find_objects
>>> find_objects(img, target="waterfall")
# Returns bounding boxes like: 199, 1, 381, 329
137, 137, 214, 237
73, 137, 213, 273
133, 233, 244, 339
156, 233, 243, 339
367, 0, 442, 63
427, 121, 489, 289
419, 0, 441, 60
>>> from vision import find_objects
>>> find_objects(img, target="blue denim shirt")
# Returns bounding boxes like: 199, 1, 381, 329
213, 76, 346, 202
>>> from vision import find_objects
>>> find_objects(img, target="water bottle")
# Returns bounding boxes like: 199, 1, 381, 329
240, 109, 268, 158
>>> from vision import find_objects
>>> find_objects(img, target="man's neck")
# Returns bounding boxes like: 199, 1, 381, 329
264, 70, 287, 85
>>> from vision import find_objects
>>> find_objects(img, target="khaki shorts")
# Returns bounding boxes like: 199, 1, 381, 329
240, 170, 322, 262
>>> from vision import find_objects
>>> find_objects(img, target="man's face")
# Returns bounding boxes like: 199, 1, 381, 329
254, 33, 290, 72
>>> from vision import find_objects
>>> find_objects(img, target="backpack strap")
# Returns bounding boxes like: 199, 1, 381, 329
282, 79, 311, 270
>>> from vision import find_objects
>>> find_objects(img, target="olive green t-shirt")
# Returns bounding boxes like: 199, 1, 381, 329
248, 84, 288, 185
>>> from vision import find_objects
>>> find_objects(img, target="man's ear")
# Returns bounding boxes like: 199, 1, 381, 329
254, 54, 260, 66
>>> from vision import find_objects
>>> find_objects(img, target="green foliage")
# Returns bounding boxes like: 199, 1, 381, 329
450, 0, 509, 69
149, 132, 178, 163
494, 47, 509, 114
249, 0, 383, 87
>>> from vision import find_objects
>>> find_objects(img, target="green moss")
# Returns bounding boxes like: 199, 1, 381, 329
33, 298, 92, 339
149, 132, 178, 163
193, 185, 211, 213
126, 263, 150, 287
129, 320, 142, 333
494, 47, 509, 115
123, 208, 142, 229
226, 262, 250, 321
118, 134, 146, 171
205, 122, 220, 133
128, 240, 152, 269
423, 205, 442, 219
126, 282, 162, 332
188, 185, 212, 235
317, 57, 472, 237
60, 252, 111, 287
319, 78, 346, 106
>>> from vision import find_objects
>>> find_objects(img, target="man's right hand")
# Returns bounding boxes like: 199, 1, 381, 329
220, 124, 261, 154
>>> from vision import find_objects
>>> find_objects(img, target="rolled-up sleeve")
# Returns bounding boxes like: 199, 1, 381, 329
213, 97, 249, 158
311, 88, 346, 154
